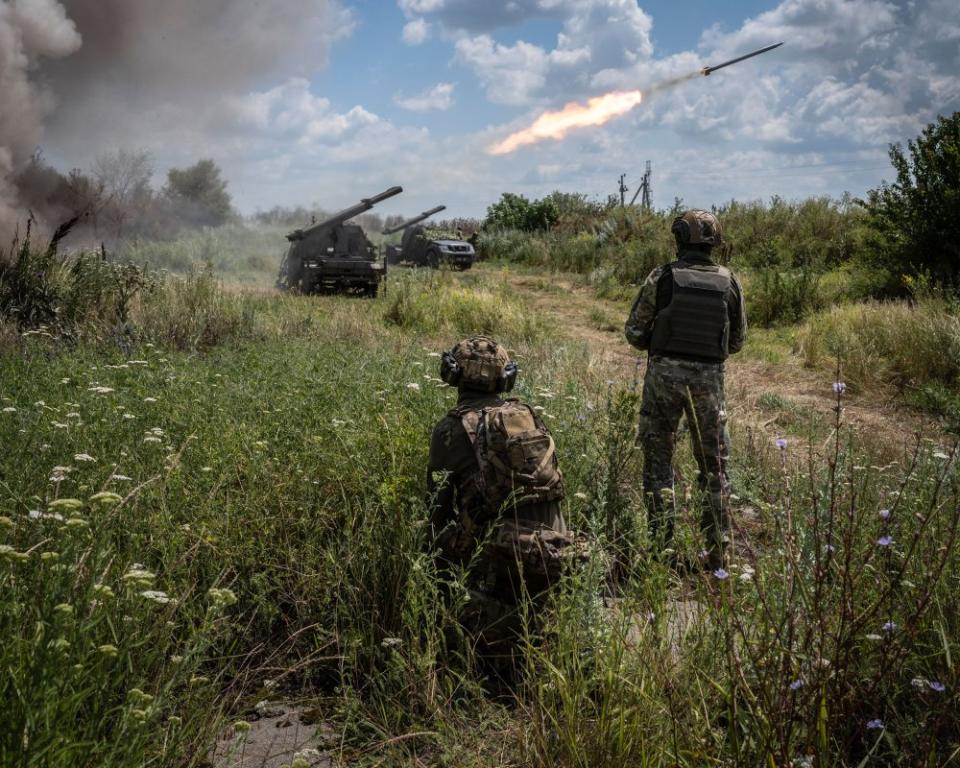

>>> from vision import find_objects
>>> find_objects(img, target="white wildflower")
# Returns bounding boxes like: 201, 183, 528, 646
143, 436, 162, 444
381, 637, 402, 648
74, 453, 96, 463
88, 386, 115, 395
123, 413, 136, 420
140, 590, 174, 605
51, 422, 69, 429
574, 491, 588, 500
2, 406, 16, 413
406, 382, 420, 391
123, 564, 156, 586
143, 397, 158, 403
110, 474, 132, 481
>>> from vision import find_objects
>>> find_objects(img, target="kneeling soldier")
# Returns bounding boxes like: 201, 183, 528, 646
427, 335, 584, 675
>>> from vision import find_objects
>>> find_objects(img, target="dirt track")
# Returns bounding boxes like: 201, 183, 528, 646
499, 269, 937, 452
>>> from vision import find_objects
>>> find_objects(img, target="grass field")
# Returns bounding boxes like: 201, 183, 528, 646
2, 250, 959, 766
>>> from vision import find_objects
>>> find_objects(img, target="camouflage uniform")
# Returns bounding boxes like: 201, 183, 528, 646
625, 247, 746, 567
427, 390, 566, 659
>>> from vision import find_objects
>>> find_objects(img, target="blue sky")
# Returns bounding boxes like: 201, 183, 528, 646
31, 0, 960, 221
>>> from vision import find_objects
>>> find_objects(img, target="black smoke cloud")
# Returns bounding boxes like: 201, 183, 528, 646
0, 0, 350, 242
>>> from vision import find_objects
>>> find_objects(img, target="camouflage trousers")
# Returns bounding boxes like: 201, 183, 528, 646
638, 355, 730, 566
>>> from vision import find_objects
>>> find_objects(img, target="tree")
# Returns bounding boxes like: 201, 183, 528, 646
164, 159, 233, 228
93, 150, 154, 241
483, 192, 558, 232
864, 112, 960, 290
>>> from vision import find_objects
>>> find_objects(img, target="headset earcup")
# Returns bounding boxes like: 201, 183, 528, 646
671, 217, 690, 243
500, 361, 518, 392
440, 351, 461, 386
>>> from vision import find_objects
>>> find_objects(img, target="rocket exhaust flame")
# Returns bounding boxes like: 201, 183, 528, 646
489, 90, 643, 156
489, 42, 782, 156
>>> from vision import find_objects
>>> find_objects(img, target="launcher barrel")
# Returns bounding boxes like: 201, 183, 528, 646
287, 186, 403, 241
382, 205, 447, 235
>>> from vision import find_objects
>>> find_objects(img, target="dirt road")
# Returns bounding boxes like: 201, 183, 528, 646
497, 269, 937, 452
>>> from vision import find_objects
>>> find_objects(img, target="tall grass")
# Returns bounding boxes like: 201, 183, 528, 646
2, 250, 958, 766
798, 298, 960, 392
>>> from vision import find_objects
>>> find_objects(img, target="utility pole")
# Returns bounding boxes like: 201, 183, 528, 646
642, 160, 652, 211
630, 161, 653, 211
618, 173, 628, 207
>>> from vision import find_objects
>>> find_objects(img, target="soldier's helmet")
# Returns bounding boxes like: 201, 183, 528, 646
671, 209, 722, 247
440, 335, 518, 393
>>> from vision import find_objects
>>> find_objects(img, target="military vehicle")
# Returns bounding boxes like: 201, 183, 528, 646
384, 207, 475, 270
383, 205, 444, 264
276, 186, 402, 296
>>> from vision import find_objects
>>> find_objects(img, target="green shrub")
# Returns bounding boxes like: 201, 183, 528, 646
744, 268, 824, 327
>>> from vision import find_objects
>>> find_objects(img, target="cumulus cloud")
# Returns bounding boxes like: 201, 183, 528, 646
452, 1, 652, 105
394, 82, 455, 112
402, 18, 430, 45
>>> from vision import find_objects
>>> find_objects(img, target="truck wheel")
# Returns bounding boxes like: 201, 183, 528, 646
427, 249, 441, 269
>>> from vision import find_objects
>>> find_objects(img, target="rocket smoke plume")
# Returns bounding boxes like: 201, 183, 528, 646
489, 70, 700, 156
0, 0, 348, 244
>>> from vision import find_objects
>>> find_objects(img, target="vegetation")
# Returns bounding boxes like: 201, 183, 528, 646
3, 115, 959, 767
864, 113, 960, 291
2, 234, 959, 766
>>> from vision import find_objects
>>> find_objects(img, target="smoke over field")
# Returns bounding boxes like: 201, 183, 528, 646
0, 0, 348, 243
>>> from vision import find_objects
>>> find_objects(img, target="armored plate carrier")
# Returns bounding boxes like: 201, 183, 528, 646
384, 207, 475, 271
276, 186, 402, 296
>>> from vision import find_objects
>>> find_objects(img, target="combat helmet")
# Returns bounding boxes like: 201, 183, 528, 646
671, 209, 722, 247
440, 335, 518, 393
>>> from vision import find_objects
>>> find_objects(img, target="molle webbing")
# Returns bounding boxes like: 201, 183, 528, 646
650, 264, 732, 362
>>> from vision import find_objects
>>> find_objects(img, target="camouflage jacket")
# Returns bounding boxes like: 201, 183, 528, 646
624, 249, 747, 357
426, 391, 562, 543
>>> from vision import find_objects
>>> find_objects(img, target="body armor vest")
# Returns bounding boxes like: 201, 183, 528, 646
649, 262, 733, 362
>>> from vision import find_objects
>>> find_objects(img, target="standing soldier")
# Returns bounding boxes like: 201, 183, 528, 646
426, 335, 582, 679
624, 210, 746, 570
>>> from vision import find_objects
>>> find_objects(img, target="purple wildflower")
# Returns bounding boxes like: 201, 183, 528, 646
877, 535, 893, 547
713, 568, 729, 580
879, 509, 891, 520
929, 681, 946, 692
789, 679, 803, 691
776, 438, 788, 450
833, 382, 846, 395
823, 543, 836, 554
866, 719, 884, 731
882, 621, 897, 633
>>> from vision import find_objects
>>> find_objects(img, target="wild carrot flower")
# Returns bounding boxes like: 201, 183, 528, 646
406, 382, 420, 391
2, 406, 16, 413
141, 590, 175, 605
207, 587, 238, 609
